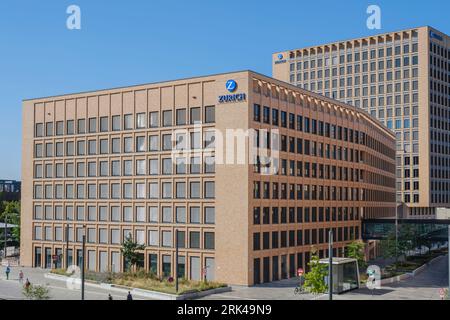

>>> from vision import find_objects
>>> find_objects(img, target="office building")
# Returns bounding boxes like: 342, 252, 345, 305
273, 26, 450, 218
0, 180, 21, 201
21, 70, 396, 285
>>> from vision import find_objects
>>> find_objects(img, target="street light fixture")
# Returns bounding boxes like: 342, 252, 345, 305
175, 228, 179, 293
3, 215, 7, 259
81, 225, 86, 300
328, 229, 333, 301
65, 224, 70, 269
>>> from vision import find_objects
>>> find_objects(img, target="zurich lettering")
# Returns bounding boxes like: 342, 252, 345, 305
218, 93, 247, 103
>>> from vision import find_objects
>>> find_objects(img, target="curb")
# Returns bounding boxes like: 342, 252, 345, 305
44, 273, 231, 300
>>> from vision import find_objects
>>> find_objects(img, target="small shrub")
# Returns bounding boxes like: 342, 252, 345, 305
23, 284, 50, 300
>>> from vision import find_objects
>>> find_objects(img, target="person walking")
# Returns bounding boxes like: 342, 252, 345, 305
5, 266, 10, 280
108, 294, 113, 300
18, 270, 24, 284
24, 278, 31, 290
126, 291, 133, 300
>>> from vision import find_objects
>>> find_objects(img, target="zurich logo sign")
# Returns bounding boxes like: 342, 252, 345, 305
226, 80, 237, 93
275, 53, 287, 65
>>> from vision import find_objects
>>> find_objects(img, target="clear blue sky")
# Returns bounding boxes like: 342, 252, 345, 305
0, 0, 449, 180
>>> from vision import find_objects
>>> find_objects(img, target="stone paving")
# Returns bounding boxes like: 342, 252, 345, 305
0, 267, 146, 300
0, 255, 447, 300
327, 255, 449, 300
202, 255, 449, 300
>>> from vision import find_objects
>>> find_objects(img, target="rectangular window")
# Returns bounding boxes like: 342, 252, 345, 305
66, 120, 74, 135
124, 114, 133, 130
190, 207, 200, 224
46, 122, 53, 136
56, 121, 64, 135
136, 113, 146, 129
136, 136, 145, 152
123, 137, 133, 153
149, 135, 159, 151
149, 159, 158, 175
204, 232, 215, 249
176, 207, 186, 223
149, 112, 159, 128
190, 107, 201, 124
190, 182, 200, 199
100, 116, 108, 132
176, 109, 186, 125
204, 207, 215, 224
112, 115, 121, 131
162, 182, 172, 199
163, 110, 172, 127
89, 118, 97, 133
204, 181, 215, 199
189, 231, 200, 248
136, 159, 146, 175
149, 230, 159, 246
77, 119, 85, 134
190, 157, 201, 174
205, 106, 215, 123
162, 231, 172, 247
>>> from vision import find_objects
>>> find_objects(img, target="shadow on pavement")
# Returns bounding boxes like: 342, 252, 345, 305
345, 288, 394, 296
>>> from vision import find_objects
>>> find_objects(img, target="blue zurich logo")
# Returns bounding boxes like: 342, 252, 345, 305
278, 54, 283, 60
226, 80, 237, 93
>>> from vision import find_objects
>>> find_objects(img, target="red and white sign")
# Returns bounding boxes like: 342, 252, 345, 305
297, 268, 304, 276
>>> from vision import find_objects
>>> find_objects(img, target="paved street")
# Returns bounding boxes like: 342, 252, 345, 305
327, 255, 449, 300
203, 255, 449, 300
0, 255, 447, 300
0, 267, 147, 300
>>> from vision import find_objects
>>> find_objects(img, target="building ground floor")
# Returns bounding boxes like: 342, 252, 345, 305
29, 240, 354, 286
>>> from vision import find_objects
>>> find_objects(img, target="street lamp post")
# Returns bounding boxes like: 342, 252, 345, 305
3, 215, 7, 259
329, 229, 333, 301
175, 229, 179, 293
65, 224, 69, 269
395, 203, 400, 265
81, 229, 86, 300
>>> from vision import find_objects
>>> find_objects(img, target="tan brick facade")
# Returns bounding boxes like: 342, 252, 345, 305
21, 71, 396, 285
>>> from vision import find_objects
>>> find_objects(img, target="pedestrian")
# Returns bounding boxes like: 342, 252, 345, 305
24, 278, 31, 290
126, 291, 133, 300
18, 270, 24, 284
108, 294, 113, 300
5, 266, 10, 280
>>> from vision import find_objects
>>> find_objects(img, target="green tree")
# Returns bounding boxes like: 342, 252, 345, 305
303, 249, 329, 294
120, 234, 145, 272
380, 234, 397, 260
346, 240, 367, 271
0, 201, 20, 221
22, 284, 50, 300
380, 225, 417, 265
1, 201, 21, 244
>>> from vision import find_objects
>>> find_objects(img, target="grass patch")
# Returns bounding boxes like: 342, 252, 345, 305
50, 269, 226, 295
